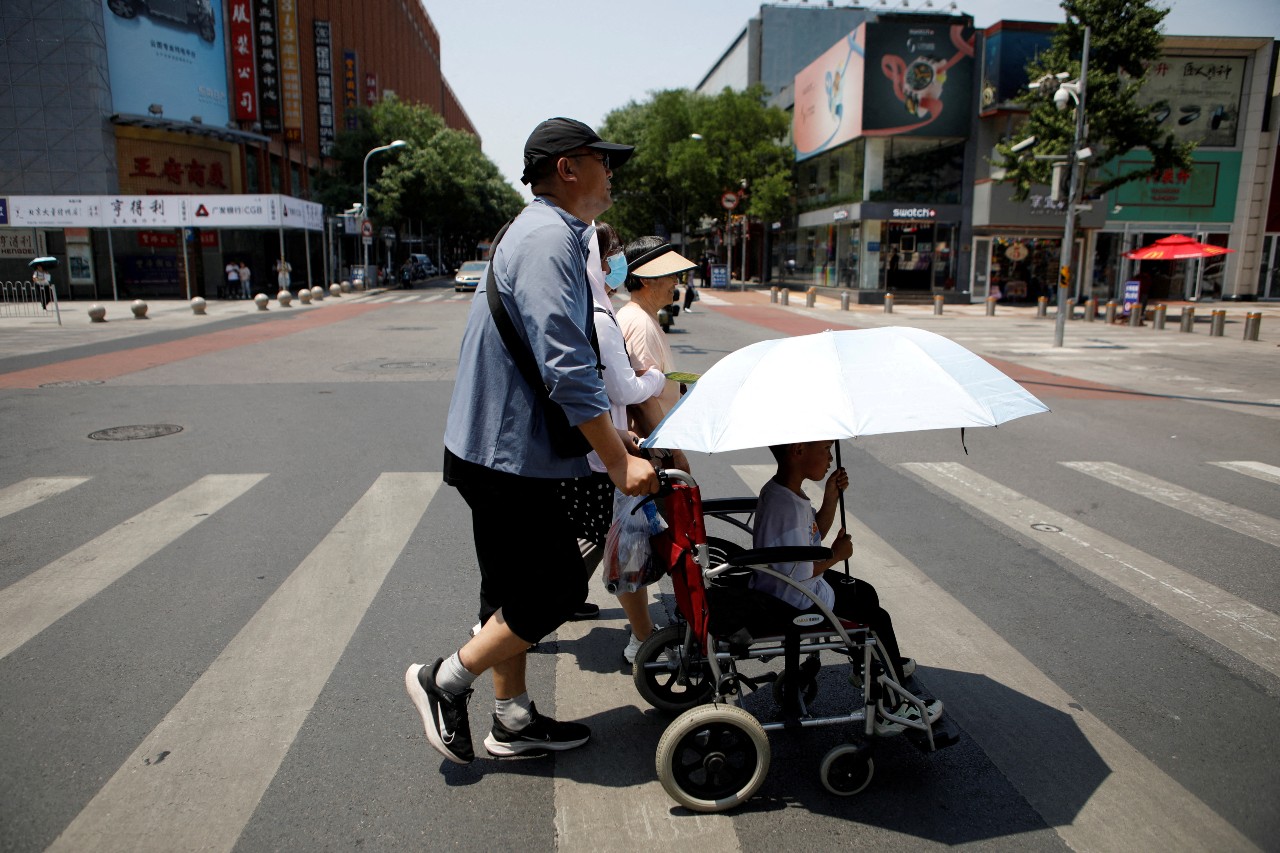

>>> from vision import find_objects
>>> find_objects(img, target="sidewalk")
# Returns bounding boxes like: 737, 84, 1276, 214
0, 289, 383, 361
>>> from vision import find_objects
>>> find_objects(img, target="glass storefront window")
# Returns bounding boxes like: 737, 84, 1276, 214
878, 138, 965, 205
880, 221, 959, 291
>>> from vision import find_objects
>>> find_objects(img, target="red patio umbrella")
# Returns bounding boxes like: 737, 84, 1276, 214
1125, 234, 1234, 261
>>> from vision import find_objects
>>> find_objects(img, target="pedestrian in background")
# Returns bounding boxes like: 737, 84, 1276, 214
405, 117, 655, 767
275, 258, 292, 292
238, 262, 252, 299
224, 260, 240, 300
32, 262, 52, 310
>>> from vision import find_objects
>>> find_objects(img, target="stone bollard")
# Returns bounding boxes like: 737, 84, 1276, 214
884, 293, 894, 313
933, 294, 944, 315
87, 304, 107, 323
1243, 311, 1261, 341
769, 287, 779, 303
254, 293, 269, 310
298, 288, 312, 304
1104, 301, 1118, 324
311, 285, 325, 301
191, 296, 207, 315
1210, 309, 1226, 337
780, 289, 790, 306
1129, 303, 1143, 326
1085, 298, 1097, 322
1036, 296, 1049, 318
130, 299, 149, 319
330, 283, 343, 297
805, 287, 816, 308
840, 291, 850, 311
1152, 303, 1166, 330
1180, 305, 1196, 332
340, 280, 351, 293
277, 290, 293, 307
986, 296, 997, 316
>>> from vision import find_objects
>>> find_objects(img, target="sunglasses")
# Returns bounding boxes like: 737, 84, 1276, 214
566, 151, 610, 170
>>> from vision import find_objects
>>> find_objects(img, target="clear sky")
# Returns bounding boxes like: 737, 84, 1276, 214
426, 0, 1280, 196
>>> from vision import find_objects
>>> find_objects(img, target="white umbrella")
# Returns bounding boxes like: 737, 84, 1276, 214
642, 327, 1048, 454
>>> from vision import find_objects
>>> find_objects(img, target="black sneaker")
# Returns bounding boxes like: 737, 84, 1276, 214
405, 660, 474, 764
483, 702, 591, 757
569, 602, 600, 621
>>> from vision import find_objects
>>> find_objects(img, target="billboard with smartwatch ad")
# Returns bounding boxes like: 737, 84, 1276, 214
101, 0, 229, 125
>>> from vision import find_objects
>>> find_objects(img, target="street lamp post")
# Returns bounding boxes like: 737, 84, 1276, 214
362, 139, 407, 289
1052, 26, 1090, 348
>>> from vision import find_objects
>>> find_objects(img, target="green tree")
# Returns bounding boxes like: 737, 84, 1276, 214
994, 0, 1196, 199
314, 98, 522, 260
597, 86, 793, 242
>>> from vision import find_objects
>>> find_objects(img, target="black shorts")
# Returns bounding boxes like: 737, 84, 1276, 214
446, 450, 587, 643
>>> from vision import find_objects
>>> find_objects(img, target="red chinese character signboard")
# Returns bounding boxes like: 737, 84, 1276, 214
229, 0, 257, 121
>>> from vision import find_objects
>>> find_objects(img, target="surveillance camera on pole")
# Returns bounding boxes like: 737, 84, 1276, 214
1010, 136, 1038, 154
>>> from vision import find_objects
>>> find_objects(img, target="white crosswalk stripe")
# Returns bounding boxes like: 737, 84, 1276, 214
732, 464, 1255, 853
1062, 461, 1280, 548
1210, 460, 1280, 486
902, 462, 1280, 679
47, 472, 441, 853
0, 474, 267, 661
0, 476, 90, 519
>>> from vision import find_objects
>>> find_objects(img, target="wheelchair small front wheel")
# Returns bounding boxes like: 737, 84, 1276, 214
819, 742, 874, 796
657, 704, 771, 813
633, 625, 715, 714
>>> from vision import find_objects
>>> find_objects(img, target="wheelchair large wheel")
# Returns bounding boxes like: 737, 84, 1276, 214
656, 704, 771, 813
633, 625, 715, 714
819, 742, 874, 796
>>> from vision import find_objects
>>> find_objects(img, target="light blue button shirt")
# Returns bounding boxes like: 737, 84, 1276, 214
443, 198, 609, 479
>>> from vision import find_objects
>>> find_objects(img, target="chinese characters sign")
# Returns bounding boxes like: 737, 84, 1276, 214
229, 0, 257, 121
343, 50, 359, 130
253, 0, 282, 133
365, 72, 378, 107
4, 197, 103, 228
104, 196, 188, 227
0, 230, 40, 258
1108, 151, 1241, 223
0, 194, 323, 231
277, 0, 304, 143
314, 22, 335, 156
116, 136, 234, 195
1135, 56, 1246, 148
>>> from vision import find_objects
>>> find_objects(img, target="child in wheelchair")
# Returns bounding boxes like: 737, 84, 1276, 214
753, 440, 942, 733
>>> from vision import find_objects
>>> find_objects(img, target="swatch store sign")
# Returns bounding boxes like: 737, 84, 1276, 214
891, 207, 937, 220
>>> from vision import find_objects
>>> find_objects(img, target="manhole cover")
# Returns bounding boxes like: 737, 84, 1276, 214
1031, 523, 1062, 533
40, 380, 105, 388
378, 361, 439, 370
88, 424, 184, 441
380, 326, 435, 332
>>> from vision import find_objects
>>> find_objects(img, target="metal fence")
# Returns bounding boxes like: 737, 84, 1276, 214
1, 280, 61, 324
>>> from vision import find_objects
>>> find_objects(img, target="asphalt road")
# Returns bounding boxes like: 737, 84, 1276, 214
0, 282, 1276, 852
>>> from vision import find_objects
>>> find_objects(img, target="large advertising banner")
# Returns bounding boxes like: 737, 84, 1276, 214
862, 20, 975, 138
794, 28, 867, 162
253, 0, 282, 132
314, 22, 335, 156
342, 50, 359, 130
1135, 56, 1247, 148
101, 0, 229, 124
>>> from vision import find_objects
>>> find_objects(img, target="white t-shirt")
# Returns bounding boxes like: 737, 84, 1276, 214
225, 263, 240, 281
750, 478, 835, 610
616, 301, 680, 415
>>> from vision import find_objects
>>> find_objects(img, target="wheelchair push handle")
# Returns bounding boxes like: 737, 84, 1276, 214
629, 468, 695, 515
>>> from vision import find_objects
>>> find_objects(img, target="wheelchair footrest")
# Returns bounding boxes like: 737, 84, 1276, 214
906, 714, 961, 752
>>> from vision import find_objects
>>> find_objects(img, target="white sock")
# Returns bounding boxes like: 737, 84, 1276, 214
434, 652, 477, 695
495, 692, 533, 730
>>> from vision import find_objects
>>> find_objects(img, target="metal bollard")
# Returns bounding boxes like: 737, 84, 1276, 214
770, 286, 779, 303
1210, 309, 1225, 337
806, 287, 816, 308
986, 296, 996, 316
884, 293, 894, 313
1243, 311, 1261, 341
1129, 303, 1143, 326
1151, 303, 1166, 330
1180, 306, 1195, 332
780, 288, 790, 306
1104, 301, 1117, 324
1085, 298, 1097, 322
933, 294, 944, 315
840, 291, 850, 311
1036, 296, 1048, 318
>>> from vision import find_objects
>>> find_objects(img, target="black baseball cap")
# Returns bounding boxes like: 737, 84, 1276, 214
520, 117, 634, 185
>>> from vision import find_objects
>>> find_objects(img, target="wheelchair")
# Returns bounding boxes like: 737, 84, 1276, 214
631, 470, 958, 813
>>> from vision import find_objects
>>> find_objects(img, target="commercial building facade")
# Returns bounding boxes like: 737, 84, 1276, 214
1, 0, 474, 300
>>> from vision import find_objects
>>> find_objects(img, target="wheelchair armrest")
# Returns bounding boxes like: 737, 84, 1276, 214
725, 546, 832, 567
702, 497, 759, 515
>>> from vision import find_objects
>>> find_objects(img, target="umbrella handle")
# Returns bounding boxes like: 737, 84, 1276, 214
836, 442, 850, 579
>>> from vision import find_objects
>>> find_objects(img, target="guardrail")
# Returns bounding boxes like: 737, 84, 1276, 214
1, 280, 61, 324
